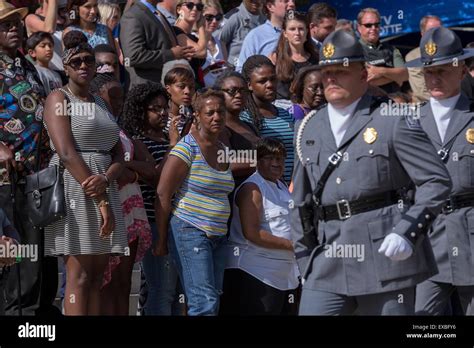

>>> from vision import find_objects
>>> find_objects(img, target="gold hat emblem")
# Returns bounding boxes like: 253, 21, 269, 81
424, 41, 437, 56
363, 128, 378, 144
466, 128, 474, 144
322, 43, 335, 59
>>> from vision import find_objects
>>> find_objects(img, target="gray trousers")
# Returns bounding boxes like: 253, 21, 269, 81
299, 287, 415, 315
415, 280, 474, 315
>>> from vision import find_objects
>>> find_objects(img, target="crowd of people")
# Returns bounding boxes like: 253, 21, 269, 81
0, 0, 473, 317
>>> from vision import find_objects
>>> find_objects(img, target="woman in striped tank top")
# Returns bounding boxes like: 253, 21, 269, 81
156, 88, 234, 316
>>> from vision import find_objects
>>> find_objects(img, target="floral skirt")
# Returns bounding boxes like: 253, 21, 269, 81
102, 182, 152, 287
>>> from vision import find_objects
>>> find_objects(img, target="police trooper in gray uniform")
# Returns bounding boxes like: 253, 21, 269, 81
290, 30, 452, 315
405, 27, 474, 315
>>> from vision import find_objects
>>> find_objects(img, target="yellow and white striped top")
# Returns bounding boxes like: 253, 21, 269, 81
170, 134, 235, 236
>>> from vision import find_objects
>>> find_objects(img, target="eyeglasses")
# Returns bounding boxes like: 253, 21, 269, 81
147, 106, 168, 116
0, 19, 23, 32
221, 87, 248, 97
306, 85, 324, 94
183, 2, 204, 11
361, 22, 380, 29
204, 14, 223, 22
67, 55, 96, 69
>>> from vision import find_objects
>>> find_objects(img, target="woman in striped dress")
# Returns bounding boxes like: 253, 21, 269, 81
43, 31, 127, 315
240, 55, 295, 183
155, 89, 234, 316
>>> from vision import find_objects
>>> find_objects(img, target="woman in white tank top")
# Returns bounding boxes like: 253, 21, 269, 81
221, 137, 300, 315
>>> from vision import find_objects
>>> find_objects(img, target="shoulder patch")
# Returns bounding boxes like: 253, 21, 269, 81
405, 114, 422, 129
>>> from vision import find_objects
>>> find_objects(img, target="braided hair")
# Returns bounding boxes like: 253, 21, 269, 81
89, 72, 117, 94
120, 82, 169, 138
241, 55, 275, 133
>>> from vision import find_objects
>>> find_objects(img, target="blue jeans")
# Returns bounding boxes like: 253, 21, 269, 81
141, 222, 181, 315
168, 215, 227, 316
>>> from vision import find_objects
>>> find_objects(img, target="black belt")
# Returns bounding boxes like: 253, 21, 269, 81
442, 193, 474, 214
319, 191, 401, 221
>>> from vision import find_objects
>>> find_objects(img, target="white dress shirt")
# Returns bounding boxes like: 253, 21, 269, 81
328, 97, 362, 147
430, 94, 461, 142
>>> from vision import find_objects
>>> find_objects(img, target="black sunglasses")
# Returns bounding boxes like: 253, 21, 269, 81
183, 2, 204, 11
361, 22, 380, 28
204, 14, 223, 22
68, 55, 96, 69
221, 87, 248, 97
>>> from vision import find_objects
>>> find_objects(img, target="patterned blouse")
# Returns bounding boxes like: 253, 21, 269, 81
69, 23, 110, 48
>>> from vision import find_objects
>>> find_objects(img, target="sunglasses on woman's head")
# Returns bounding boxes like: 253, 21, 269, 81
183, 2, 204, 11
67, 55, 95, 70
204, 14, 223, 22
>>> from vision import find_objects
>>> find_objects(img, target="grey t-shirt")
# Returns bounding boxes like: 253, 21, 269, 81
34, 65, 63, 94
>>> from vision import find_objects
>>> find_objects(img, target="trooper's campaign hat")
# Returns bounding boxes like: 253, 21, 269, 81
318, 30, 366, 66
406, 27, 474, 68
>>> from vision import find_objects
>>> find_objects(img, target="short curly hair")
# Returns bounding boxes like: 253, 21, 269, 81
120, 82, 169, 137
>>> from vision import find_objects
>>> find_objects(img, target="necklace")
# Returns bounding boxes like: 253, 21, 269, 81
66, 86, 91, 102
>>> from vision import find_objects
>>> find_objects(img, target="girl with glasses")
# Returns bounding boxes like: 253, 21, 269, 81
120, 82, 183, 315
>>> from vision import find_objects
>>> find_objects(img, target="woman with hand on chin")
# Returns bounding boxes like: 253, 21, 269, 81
155, 89, 234, 316
43, 31, 127, 315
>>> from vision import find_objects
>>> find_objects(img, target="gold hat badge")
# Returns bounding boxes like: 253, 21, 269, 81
322, 43, 335, 59
424, 41, 437, 56
363, 128, 378, 144
466, 128, 474, 144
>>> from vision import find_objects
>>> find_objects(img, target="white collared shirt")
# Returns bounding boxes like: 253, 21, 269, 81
430, 94, 460, 142
328, 97, 362, 147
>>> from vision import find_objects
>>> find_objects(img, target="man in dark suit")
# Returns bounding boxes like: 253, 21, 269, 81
406, 27, 474, 315
120, 0, 195, 90
290, 30, 451, 315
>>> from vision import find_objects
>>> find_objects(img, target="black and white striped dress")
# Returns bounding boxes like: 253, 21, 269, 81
44, 88, 127, 256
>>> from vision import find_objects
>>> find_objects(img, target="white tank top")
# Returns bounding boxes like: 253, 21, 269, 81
225, 171, 300, 290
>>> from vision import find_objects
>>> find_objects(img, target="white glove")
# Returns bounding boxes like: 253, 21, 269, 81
378, 233, 413, 261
